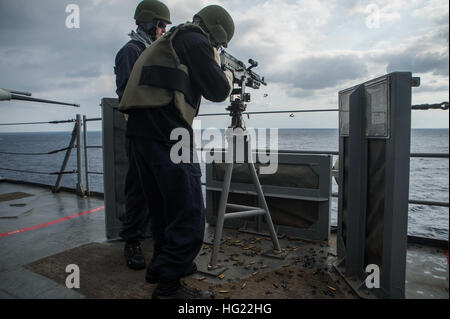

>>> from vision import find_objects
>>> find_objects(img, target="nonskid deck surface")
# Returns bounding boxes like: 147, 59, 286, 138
0, 181, 448, 299
23, 232, 351, 299
0, 181, 105, 299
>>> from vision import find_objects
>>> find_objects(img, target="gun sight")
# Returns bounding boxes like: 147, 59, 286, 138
247, 59, 258, 70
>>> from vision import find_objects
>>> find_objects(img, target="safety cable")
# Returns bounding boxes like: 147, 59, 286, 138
198, 108, 339, 117
0, 167, 77, 175
0, 146, 71, 156
87, 171, 104, 175
0, 103, 447, 126
198, 102, 449, 117
0, 119, 76, 126
411, 102, 449, 110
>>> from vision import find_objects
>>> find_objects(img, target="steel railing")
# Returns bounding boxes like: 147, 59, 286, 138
0, 114, 101, 196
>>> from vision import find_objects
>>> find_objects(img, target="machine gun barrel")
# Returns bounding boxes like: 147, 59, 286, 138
11, 94, 80, 107
0, 88, 79, 107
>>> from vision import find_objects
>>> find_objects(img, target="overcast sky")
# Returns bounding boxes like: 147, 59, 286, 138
0, 0, 448, 132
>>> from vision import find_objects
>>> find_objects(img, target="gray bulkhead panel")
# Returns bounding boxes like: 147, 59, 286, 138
336, 72, 414, 299
101, 98, 128, 239
206, 152, 333, 241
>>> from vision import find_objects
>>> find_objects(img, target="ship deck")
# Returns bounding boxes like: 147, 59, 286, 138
0, 180, 448, 299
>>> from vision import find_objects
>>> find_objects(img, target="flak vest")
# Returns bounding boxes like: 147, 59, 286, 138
119, 23, 208, 126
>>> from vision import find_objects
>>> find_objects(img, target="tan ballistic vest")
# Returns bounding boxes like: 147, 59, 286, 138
119, 23, 208, 126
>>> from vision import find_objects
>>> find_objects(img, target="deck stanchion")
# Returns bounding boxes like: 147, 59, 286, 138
83, 115, 90, 196
75, 114, 85, 196
53, 123, 78, 193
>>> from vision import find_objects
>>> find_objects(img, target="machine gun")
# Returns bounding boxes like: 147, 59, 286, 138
220, 50, 266, 129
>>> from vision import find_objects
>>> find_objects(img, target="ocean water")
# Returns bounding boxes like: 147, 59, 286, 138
0, 129, 448, 240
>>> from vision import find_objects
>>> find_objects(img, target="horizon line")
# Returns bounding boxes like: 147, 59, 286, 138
1, 127, 449, 134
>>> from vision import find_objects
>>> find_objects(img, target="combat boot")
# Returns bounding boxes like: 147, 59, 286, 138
124, 241, 146, 270
152, 279, 214, 299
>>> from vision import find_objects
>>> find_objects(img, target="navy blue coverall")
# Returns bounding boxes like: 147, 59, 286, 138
124, 29, 231, 282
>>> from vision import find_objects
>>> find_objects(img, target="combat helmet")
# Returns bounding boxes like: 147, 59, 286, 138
134, 0, 172, 24
193, 5, 234, 47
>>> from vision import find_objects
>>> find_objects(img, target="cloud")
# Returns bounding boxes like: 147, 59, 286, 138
229, 0, 336, 62
344, 0, 421, 21
412, 0, 449, 21
386, 51, 449, 75
0, 0, 448, 131
0, 0, 130, 96
366, 25, 449, 77
66, 66, 102, 79
268, 53, 368, 91
418, 83, 449, 92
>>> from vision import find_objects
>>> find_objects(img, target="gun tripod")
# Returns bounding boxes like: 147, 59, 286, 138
208, 99, 282, 270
